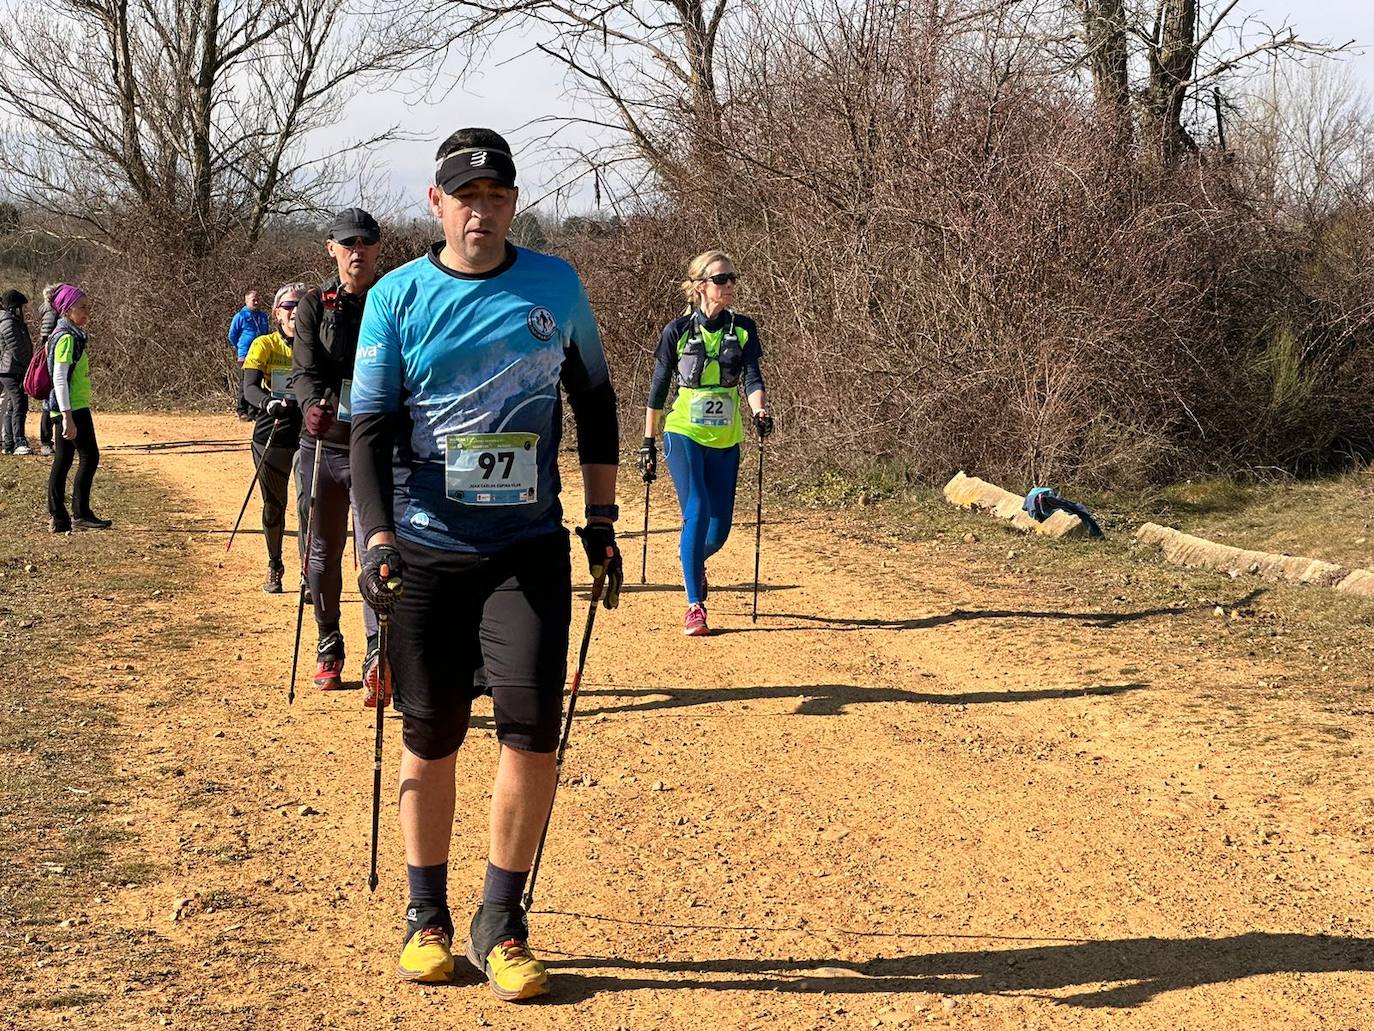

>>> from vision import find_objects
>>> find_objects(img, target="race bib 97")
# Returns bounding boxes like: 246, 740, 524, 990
445, 432, 539, 506
689, 392, 735, 427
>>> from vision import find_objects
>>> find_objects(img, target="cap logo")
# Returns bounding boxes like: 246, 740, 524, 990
471, 151, 488, 166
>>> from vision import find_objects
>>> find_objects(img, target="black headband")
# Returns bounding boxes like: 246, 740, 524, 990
435, 147, 518, 194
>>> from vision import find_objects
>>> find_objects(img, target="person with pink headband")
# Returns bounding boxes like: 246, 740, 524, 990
45, 284, 109, 532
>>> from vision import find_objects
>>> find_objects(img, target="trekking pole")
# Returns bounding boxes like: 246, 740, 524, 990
752, 435, 765, 623
522, 560, 609, 913
639, 480, 650, 584
225, 418, 279, 554
368, 611, 392, 892
288, 449, 324, 705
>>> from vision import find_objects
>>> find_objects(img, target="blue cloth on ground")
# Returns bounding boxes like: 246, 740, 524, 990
1024, 486, 1104, 538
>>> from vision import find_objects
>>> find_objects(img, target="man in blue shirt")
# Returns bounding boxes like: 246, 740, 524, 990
350, 127, 622, 1001
227, 291, 268, 419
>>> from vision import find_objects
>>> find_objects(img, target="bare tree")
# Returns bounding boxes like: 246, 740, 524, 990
1071, 0, 1352, 165
1080, 0, 1129, 143
430, 0, 733, 204
0, 0, 431, 256
1237, 60, 1374, 220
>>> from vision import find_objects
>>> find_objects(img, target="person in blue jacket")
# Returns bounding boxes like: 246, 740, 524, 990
228, 290, 268, 419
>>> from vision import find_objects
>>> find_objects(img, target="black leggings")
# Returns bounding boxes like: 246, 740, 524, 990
48, 408, 99, 521
0, 374, 26, 448
253, 442, 301, 567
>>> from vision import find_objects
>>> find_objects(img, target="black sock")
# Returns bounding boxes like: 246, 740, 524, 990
482, 862, 528, 910
405, 862, 451, 938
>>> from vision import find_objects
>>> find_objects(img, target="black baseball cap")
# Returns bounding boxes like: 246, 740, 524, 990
327, 207, 380, 245
435, 145, 517, 195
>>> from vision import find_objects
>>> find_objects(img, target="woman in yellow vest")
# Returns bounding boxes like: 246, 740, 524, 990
242, 283, 307, 592
640, 250, 772, 636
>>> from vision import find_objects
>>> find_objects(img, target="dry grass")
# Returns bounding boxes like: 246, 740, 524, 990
0, 458, 203, 949
793, 472, 1374, 705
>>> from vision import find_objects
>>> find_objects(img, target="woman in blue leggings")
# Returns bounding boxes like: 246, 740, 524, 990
641, 250, 773, 636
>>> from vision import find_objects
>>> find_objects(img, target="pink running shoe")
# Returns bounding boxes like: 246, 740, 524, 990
683, 603, 709, 637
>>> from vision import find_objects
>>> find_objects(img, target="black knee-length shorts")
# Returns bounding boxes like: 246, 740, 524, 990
389, 531, 571, 753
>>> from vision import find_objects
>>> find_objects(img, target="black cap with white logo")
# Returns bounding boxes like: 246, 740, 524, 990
327, 207, 381, 244
435, 147, 518, 194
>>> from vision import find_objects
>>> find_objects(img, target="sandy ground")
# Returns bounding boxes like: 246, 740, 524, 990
10, 411, 1374, 1030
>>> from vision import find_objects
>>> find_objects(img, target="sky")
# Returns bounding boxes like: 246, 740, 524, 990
323, 1, 1374, 220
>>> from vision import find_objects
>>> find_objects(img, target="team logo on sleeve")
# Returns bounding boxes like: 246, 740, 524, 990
527, 306, 557, 341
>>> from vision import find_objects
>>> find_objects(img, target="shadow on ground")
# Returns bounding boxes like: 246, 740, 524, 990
570, 681, 1146, 717
579, 582, 799, 597
721, 588, 1266, 635
537, 930, 1374, 1008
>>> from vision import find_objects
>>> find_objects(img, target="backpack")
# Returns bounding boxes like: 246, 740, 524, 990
22, 344, 50, 399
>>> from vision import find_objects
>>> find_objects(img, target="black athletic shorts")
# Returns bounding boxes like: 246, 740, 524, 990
388, 530, 571, 753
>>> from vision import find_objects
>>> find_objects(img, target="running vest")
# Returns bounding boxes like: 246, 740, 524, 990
663, 312, 749, 449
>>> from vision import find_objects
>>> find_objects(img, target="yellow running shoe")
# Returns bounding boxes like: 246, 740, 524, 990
397, 926, 455, 983
465, 903, 549, 1001
465, 936, 549, 1001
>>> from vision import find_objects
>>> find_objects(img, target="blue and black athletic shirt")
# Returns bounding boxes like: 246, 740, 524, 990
350, 242, 619, 554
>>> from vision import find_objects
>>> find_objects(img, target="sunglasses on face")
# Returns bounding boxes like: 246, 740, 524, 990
334, 236, 375, 250
698, 272, 738, 286
278, 302, 298, 312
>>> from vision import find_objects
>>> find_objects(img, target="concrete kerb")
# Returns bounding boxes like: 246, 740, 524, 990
942, 471, 1089, 540
942, 471, 1374, 597
1134, 522, 1374, 596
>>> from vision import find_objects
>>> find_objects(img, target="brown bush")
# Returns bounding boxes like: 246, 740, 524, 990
547, 0, 1374, 490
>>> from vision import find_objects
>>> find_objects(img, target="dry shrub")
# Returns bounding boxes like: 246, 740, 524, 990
70, 220, 435, 408
552, 0, 1374, 490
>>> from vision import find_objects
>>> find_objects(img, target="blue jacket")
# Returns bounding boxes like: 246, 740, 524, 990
228, 307, 269, 362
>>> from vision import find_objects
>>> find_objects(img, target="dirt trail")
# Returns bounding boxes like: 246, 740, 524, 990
14, 411, 1374, 1030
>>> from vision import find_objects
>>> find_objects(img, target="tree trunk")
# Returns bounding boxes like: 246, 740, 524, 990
190, 0, 222, 257
1082, 0, 1130, 145
1147, 0, 1199, 165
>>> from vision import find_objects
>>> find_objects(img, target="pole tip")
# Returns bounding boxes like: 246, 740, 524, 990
368, 874, 378, 892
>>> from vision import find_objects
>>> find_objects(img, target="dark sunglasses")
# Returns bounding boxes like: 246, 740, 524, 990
697, 272, 738, 286
334, 236, 375, 249
278, 301, 298, 311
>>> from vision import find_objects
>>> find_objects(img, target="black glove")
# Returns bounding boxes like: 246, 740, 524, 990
358, 543, 404, 614
575, 523, 622, 609
264, 397, 293, 419
638, 437, 657, 484
304, 399, 335, 437
753, 411, 775, 438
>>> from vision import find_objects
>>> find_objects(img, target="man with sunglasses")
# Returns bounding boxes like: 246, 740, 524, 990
349, 127, 622, 1000
292, 207, 385, 700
